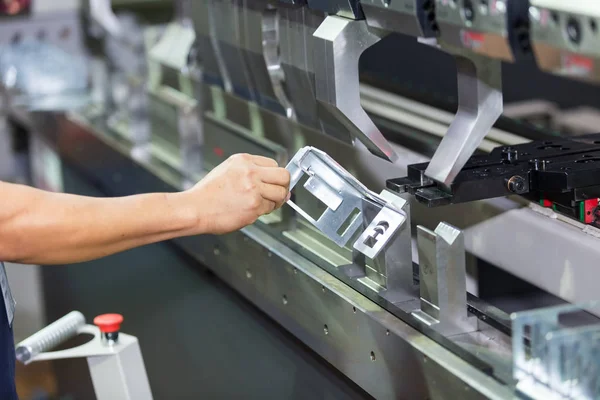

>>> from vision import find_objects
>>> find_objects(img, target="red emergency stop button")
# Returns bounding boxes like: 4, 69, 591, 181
94, 314, 124, 333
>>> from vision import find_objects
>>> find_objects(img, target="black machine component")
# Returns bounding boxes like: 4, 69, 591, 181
387, 134, 600, 226
507, 0, 533, 61
306, 0, 364, 20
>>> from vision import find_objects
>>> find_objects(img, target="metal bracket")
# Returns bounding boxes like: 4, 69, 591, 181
286, 146, 406, 259
411, 223, 476, 335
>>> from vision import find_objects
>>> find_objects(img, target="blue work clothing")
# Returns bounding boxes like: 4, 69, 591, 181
0, 262, 17, 399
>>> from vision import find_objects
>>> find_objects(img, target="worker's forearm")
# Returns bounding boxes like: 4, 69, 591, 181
0, 183, 198, 265
0, 154, 291, 265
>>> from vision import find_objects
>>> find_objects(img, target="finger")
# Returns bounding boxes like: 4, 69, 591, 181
249, 155, 279, 168
260, 183, 289, 204
259, 198, 277, 215
273, 193, 291, 212
258, 167, 291, 186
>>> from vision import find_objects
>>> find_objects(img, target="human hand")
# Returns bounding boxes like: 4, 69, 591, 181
185, 154, 291, 235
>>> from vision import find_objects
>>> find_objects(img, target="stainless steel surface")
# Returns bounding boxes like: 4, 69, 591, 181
413, 223, 476, 336
425, 51, 503, 186
313, 16, 398, 163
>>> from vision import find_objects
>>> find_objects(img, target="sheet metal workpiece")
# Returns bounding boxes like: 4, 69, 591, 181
286, 147, 406, 259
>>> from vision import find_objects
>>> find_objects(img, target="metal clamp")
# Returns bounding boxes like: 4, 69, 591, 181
286, 146, 406, 259
411, 223, 476, 335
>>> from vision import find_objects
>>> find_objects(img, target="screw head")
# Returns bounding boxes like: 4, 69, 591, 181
507, 176, 527, 194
